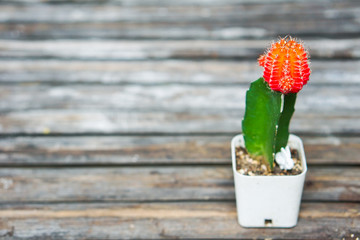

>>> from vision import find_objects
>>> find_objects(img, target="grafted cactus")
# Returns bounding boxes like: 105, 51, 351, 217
242, 36, 311, 171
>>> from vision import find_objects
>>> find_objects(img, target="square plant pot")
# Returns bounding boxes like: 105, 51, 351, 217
231, 134, 307, 228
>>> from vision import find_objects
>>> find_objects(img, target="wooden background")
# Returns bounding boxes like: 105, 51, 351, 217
0, 0, 359, 239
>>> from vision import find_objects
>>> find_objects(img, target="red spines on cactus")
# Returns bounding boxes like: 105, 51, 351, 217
258, 37, 311, 94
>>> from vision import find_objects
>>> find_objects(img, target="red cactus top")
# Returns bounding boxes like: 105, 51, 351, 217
258, 37, 311, 94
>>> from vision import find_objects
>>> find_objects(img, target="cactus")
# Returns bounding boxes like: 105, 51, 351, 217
242, 37, 311, 171
258, 37, 310, 94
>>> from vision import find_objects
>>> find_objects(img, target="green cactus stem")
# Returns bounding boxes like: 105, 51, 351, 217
242, 78, 297, 171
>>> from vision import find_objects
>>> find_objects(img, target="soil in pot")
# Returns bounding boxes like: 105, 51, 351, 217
235, 146, 303, 176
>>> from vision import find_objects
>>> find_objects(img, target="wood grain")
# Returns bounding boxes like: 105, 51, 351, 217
0, 82, 358, 134
0, 1, 358, 40
0, 2, 356, 23
0, 39, 359, 60
0, 110, 358, 135
0, 166, 358, 202
0, 84, 358, 111
0, 0, 355, 5
0, 60, 359, 84
0, 202, 358, 239
0, 136, 359, 165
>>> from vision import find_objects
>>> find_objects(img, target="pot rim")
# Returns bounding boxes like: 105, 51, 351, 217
231, 134, 308, 178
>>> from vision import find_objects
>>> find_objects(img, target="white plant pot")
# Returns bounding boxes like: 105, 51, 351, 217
231, 134, 307, 228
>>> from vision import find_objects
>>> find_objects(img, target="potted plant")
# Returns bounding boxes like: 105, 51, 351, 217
231, 36, 311, 228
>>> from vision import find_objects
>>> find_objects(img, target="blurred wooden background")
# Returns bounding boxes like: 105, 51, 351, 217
0, 0, 359, 239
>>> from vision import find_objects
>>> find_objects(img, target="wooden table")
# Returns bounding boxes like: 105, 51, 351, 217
0, 0, 359, 239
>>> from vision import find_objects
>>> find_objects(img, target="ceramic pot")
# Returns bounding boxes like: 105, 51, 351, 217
231, 134, 307, 228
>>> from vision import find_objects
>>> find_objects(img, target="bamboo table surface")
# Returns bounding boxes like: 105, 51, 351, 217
0, 0, 359, 239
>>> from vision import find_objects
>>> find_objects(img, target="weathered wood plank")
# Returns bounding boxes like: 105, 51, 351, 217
0, 22, 271, 40
0, 39, 359, 60
0, 60, 359, 84
0, 166, 358, 202
0, 202, 359, 239
0, 0, 352, 6
0, 84, 358, 112
0, 110, 358, 135
1, 136, 359, 165
1, 22, 358, 41
0, 83, 358, 134
0, 1, 358, 40
0, 2, 356, 24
